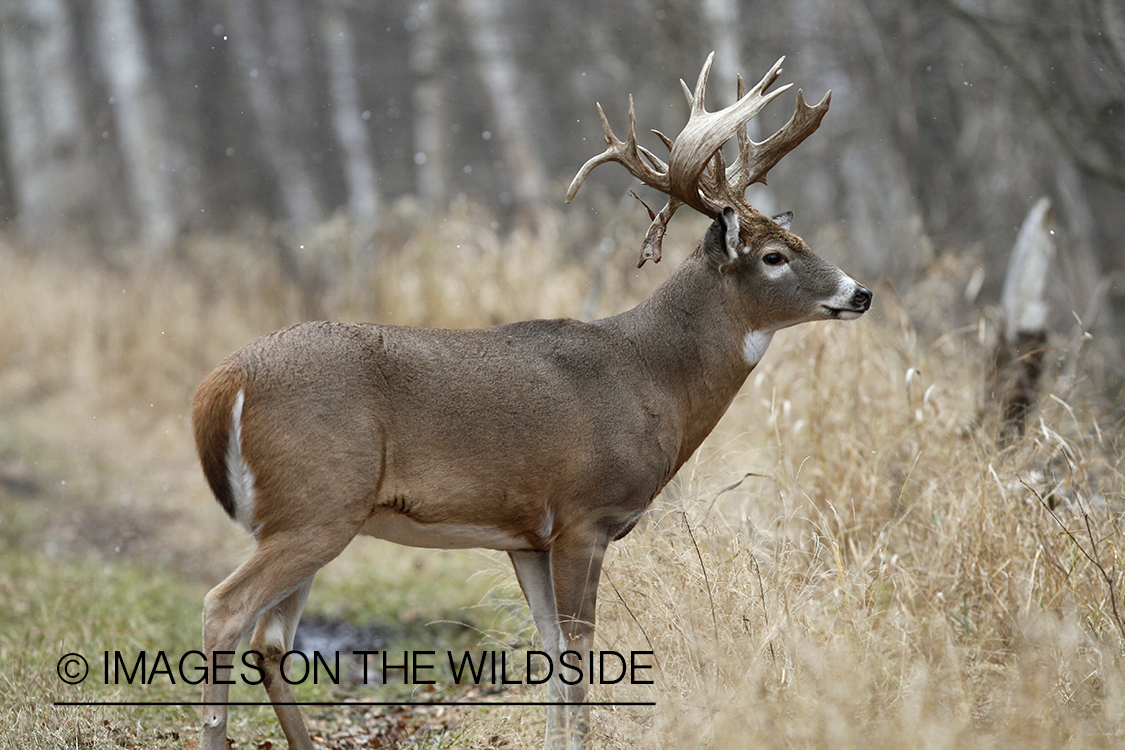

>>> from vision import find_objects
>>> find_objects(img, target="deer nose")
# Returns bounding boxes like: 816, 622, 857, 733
852, 286, 872, 311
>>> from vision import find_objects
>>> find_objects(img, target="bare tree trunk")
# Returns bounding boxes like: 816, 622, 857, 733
700, 0, 742, 109
226, 0, 323, 227
148, 0, 207, 227
322, 3, 381, 227
410, 0, 447, 208
991, 197, 1055, 438
93, 0, 179, 255
1001, 197, 1055, 345
460, 0, 548, 217
1105, 0, 1125, 69
701, 0, 776, 215
0, 0, 96, 242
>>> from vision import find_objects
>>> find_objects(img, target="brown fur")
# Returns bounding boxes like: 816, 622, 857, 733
192, 362, 245, 520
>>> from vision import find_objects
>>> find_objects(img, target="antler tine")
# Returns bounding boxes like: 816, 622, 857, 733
680, 79, 693, 107
688, 51, 718, 114
732, 74, 750, 189
748, 56, 786, 101
565, 102, 617, 204
636, 197, 683, 267
737, 88, 832, 189
639, 143, 669, 173
651, 129, 675, 152
566, 96, 670, 205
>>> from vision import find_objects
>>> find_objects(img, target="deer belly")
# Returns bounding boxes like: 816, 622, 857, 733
359, 510, 531, 550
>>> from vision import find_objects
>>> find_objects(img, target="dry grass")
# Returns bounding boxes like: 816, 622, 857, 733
586, 311, 1125, 748
1, 203, 1123, 749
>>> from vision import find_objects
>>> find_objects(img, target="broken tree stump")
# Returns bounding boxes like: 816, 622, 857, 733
990, 196, 1055, 439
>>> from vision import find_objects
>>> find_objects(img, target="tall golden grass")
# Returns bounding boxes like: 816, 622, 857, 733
1, 203, 1122, 748
591, 311, 1125, 748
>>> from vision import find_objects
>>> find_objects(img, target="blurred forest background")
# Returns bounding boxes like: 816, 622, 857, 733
1, 0, 1123, 355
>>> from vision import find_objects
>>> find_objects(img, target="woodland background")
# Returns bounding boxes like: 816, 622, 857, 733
2, 0, 1123, 352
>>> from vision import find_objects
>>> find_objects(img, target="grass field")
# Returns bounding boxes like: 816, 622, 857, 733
1, 205, 1123, 749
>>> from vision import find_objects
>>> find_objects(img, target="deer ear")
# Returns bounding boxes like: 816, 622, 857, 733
771, 211, 794, 231
703, 207, 741, 269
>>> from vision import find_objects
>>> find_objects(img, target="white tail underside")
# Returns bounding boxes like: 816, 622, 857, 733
226, 389, 258, 534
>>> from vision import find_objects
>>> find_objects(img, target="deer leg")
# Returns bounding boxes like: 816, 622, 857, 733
510, 550, 566, 742
248, 576, 315, 750
201, 529, 352, 750
547, 528, 609, 750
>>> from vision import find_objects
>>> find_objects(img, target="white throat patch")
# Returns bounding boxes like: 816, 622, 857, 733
741, 330, 774, 366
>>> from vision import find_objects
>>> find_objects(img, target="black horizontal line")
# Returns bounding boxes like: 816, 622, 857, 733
54, 701, 655, 707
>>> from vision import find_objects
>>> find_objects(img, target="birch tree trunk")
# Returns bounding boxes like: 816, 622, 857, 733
322, 4, 381, 227
0, 0, 96, 242
700, 0, 743, 109
148, 0, 206, 224
410, 0, 447, 208
226, 0, 323, 227
701, 0, 771, 214
93, 0, 179, 255
460, 0, 547, 216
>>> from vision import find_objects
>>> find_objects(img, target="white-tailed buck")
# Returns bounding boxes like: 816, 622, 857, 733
193, 53, 870, 750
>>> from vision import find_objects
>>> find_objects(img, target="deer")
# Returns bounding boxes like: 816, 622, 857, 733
192, 53, 871, 750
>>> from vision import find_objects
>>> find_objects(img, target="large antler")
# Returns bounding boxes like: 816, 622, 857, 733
567, 53, 831, 267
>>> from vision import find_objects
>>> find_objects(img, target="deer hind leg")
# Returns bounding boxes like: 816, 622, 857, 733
200, 528, 353, 750
545, 528, 610, 750
248, 577, 315, 750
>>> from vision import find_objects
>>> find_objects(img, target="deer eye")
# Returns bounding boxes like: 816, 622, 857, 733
763, 252, 787, 266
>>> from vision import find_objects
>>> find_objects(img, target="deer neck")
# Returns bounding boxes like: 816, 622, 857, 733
611, 254, 763, 469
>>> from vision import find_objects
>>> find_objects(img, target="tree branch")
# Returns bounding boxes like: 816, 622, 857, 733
930, 0, 1125, 191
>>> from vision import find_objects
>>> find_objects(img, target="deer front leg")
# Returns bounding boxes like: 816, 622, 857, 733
547, 528, 609, 750
510, 550, 567, 742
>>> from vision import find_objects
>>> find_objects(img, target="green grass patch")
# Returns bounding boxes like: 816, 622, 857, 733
0, 547, 206, 748
0, 516, 530, 748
